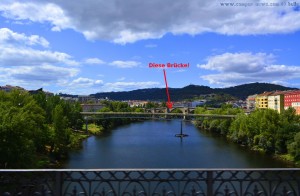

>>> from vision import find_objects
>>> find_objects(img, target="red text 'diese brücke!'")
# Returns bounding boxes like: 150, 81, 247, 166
148, 63, 190, 68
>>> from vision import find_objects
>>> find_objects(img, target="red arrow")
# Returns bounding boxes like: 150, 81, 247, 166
163, 69, 173, 110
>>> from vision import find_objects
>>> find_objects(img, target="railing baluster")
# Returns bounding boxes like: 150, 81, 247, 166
54, 171, 63, 196
206, 171, 213, 196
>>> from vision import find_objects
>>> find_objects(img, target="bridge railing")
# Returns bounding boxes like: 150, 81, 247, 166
81, 112, 236, 119
1, 169, 300, 196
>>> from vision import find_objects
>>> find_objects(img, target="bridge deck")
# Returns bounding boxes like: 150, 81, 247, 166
81, 112, 236, 118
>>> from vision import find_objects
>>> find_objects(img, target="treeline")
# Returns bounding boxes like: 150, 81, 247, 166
0, 90, 83, 168
195, 105, 243, 135
195, 105, 300, 162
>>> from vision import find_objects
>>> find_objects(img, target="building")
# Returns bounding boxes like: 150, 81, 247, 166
127, 100, 148, 107
228, 100, 247, 109
291, 102, 300, 115
246, 94, 257, 111
78, 95, 97, 103
255, 92, 273, 109
268, 92, 285, 113
190, 100, 207, 107
60, 96, 79, 103
284, 90, 300, 115
81, 104, 105, 112
284, 90, 300, 109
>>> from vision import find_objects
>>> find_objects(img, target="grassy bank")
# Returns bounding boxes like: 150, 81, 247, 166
85, 123, 104, 135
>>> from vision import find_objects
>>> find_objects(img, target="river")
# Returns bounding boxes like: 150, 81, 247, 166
64, 120, 289, 168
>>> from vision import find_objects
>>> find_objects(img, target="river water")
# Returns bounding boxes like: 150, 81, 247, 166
64, 120, 289, 168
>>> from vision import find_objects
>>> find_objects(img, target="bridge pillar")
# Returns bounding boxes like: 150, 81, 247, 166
151, 108, 155, 119
183, 108, 188, 120
165, 108, 170, 119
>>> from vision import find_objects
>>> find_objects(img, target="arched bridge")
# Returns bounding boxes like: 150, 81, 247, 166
145, 107, 197, 114
80, 112, 236, 120
144, 106, 216, 114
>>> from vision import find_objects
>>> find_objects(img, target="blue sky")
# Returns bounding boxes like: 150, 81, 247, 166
0, 0, 300, 95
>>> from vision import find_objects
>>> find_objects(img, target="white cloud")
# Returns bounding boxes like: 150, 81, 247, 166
59, 79, 159, 94
0, 28, 80, 89
0, 47, 79, 66
0, 2, 72, 32
109, 61, 140, 68
103, 81, 160, 91
84, 58, 105, 65
1, 1, 300, 44
70, 77, 103, 87
0, 64, 78, 89
198, 53, 275, 73
201, 73, 258, 87
198, 52, 300, 86
57, 77, 104, 94
9, 64, 78, 81
0, 28, 79, 67
0, 28, 49, 47
271, 80, 291, 87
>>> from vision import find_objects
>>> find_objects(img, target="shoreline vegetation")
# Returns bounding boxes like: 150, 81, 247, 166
0, 89, 92, 169
193, 105, 300, 167
197, 125, 298, 167
0, 89, 149, 168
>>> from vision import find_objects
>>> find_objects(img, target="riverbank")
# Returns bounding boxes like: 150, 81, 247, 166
195, 124, 299, 167
273, 154, 300, 167
38, 131, 90, 168
193, 106, 300, 167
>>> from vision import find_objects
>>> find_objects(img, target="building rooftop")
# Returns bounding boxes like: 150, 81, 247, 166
269, 91, 288, 96
284, 90, 300, 95
257, 92, 273, 97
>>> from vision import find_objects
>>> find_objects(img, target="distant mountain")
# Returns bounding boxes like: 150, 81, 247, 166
91, 85, 216, 101
91, 83, 298, 101
219, 83, 298, 100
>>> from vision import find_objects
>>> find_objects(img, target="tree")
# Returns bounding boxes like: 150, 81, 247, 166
51, 104, 71, 157
145, 102, 159, 109
288, 132, 300, 161
0, 90, 48, 168
195, 104, 242, 134
277, 107, 300, 154
134, 108, 144, 113
170, 108, 183, 113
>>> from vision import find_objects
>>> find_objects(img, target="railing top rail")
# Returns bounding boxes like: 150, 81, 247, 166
1, 168, 300, 172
